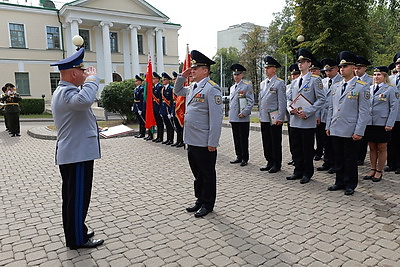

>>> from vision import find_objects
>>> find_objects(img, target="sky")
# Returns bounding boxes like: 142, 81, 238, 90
19, 0, 287, 61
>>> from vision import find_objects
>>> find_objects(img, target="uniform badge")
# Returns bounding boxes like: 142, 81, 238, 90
318, 82, 323, 89
396, 92, 399, 99
364, 91, 370, 100
215, 95, 222, 105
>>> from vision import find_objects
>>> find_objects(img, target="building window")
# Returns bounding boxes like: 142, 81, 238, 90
50, 72, 60, 94
162, 36, 166, 55
110, 32, 118, 53
138, 34, 144, 54
15, 72, 30, 96
9, 23, 26, 48
46, 26, 60, 49
79, 29, 90, 50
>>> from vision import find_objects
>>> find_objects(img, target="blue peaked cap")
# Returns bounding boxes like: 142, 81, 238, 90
50, 48, 85, 70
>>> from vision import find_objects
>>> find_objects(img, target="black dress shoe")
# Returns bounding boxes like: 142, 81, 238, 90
15, 134, 21, 137
268, 166, 280, 173
194, 207, 212, 218
155, 139, 163, 143
286, 174, 301, 180
162, 140, 168, 144
176, 142, 185, 148
171, 142, 178, 147
165, 140, 173, 145
328, 184, 344, 191
300, 176, 311, 184
344, 188, 354, 195
260, 165, 273, 171
87, 230, 94, 238
186, 204, 201, 212
69, 238, 104, 249
135, 134, 145, 138
287, 160, 294, 165
372, 171, 383, 182
230, 158, 242, 164
240, 161, 248, 166
317, 165, 330, 171
327, 168, 336, 174
314, 155, 322, 161
384, 166, 395, 172
395, 169, 400, 174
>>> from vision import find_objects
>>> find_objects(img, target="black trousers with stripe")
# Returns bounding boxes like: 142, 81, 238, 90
231, 122, 250, 162
59, 160, 94, 248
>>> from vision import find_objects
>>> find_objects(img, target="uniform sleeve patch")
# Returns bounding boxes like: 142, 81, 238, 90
318, 82, 323, 89
215, 95, 222, 105
396, 92, 399, 99
365, 91, 370, 100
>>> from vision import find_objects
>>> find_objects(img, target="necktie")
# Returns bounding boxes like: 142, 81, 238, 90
298, 78, 303, 89
396, 76, 400, 86
341, 83, 347, 95
373, 85, 380, 95
328, 79, 332, 88
358, 77, 361, 81
193, 83, 197, 89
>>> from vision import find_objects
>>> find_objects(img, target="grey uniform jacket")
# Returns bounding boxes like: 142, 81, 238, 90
286, 72, 325, 128
389, 74, 400, 121
259, 76, 287, 123
368, 83, 399, 127
228, 80, 254, 122
359, 73, 373, 86
318, 74, 343, 123
51, 76, 101, 165
174, 75, 223, 147
326, 77, 370, 138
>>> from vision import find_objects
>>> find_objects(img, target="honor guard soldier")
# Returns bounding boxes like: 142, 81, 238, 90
132, 75, 145, 138
316, 58, 342, 173
259, 56, 286, 173
174, 50, 223, 218
160, 72, 175, 145
50, 48, 104, 249
1, 83, 21, 136
172, 71, 185, 147
355, 55, 373, 166
1, 86, 8, 131
228, 63, 254, 167
386, 54, 400, 174
286, 48, 325, 184
326, 51, 370, 195
151, 72, 164, 142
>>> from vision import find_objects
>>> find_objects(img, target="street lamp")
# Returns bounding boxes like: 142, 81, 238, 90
72, 35, 84, 51
296, 35, 305, 43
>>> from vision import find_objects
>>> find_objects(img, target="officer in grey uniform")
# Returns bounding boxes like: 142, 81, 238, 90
386, 53, 400, 173
316, 58, 342, 173
326, 51, 371, 196
286, 48, 325, 184
174, 50, 223, 218
228, 63, 254, 166
51, 48, 104, 249
259, 56, 286, 173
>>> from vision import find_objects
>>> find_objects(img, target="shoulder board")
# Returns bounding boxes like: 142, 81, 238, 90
243, 81, 250, 85
388, 84, 394, 87
368, 75, 373, 78
356, 80, 367, 85
208, 80, 217, 86
276, 77, 283, 81
311, 74, 320, 78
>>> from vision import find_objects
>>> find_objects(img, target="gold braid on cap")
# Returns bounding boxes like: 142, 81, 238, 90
73, 63, 85, 69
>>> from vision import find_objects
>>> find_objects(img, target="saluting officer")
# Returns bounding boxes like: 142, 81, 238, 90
132, 75, 145, 138
151, 72, 164, 142
286, 48, 325, 184
316, 58, 342, 173
259, 56, 286, 173
386, 53, 400, 174
228, 63, 254, 167
174, 50, 223, 218
326, 51, 370, 196
355, 55, 373, 166
160, 72, 175, 145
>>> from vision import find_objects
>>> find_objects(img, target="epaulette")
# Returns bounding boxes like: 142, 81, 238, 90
276, 77, 283, 81
356, 80, 367, 85
208, 80, 217, 86
311, 74, 320, 78
389, 84, 394, 87
243, 81, 250, 85
368, 75, 373, 78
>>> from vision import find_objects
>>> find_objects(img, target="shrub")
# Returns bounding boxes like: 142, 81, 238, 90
20, 98, 45, 114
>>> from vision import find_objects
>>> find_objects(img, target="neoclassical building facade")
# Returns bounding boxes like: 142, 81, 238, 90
0, 0, 181, 101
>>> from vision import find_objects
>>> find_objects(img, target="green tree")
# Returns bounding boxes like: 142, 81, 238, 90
101, 79, 136, 123
211, 47, 240, 93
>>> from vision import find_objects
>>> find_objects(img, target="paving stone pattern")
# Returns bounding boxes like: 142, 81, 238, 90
0, 124, 399, 266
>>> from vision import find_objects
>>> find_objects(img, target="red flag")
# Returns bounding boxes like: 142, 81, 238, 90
175, 45, 191, 127
145, 55, 156, 129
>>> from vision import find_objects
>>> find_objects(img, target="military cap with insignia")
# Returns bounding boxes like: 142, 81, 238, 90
320, 58, 337, 71
310, 59, 323, 70
289, 63, 300, 75
356, 55, 371, 67
230, 63, 246, 74
296, 48, 315, 62
135, 75, 144, 82
337, 51, 358, 66
393, 52, 400, 64
152, 72, 161, 79
373, 66, 389, 73
172, 71, 178, 78
264, 56, 281, 68
190, 50, 215, 67
50, 47, 85, 70
162, 72, 172, 80
388, 62, 396, 71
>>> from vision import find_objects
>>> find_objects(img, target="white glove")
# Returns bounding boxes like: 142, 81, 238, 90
131, 106, 134, 111
7, 91, 12, 96
138, 110, 142, 115
167, 114, 172, 119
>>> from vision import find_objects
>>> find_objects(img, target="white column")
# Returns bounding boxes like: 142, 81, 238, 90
68, 19, 82, 56
155, 28, 164, 74
122, 29, 131, 79
146, 29, 155, 71
93, 26, 104, 81
129, 25, 141, 76
100, 21, 113, 85
63, 23, 73, 56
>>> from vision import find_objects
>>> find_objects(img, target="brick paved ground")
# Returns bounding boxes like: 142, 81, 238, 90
0, 122, 399, 266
